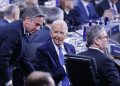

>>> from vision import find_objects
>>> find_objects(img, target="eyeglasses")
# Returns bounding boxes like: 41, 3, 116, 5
98, 36, 109, 39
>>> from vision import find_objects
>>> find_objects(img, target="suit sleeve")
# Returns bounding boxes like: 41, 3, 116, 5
100, 58, 120, 86
19, 51, 35, 77
0, 30, 20, 83
35, 48, 66, 79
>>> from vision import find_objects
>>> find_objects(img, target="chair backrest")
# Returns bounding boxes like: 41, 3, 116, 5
64, 54, 98, 86
25, 43, 43, 63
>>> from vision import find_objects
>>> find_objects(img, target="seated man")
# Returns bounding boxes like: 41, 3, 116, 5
26, 0, 39, 7
25, 71, 55, 86
35, 20, 76, 86
58, 0, 82, 32
28, 7, 63, 43
78, 25, 120, 86
71, 0, 100, 24
0, 4, 20, 29
95, 0, 120, 17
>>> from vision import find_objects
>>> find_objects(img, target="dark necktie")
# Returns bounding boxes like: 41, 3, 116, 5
58, 47, 69, 86
86, 5, 92, 20
112, 4, 116, 15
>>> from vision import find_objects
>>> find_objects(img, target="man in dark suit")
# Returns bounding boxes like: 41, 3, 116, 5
95, 0, 120, 17
71, 0, 100, 24
35, 20, 76, 86
0, 4, 20, 29
38, 0, 48, 5
28, 7, 63, 43
58, 0, 83, 32
78, 25, 120, 86
0, 6, 44, 86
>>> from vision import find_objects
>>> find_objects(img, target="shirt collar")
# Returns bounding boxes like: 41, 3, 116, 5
89, 47, 104, 53
46, 25, 51, 29
4, 18, 12, 23
64, 10, 69, 15
23, 25, 29, 35
52, 39, 64, 51
108, 0, 114, 6
81, 0, 89, 7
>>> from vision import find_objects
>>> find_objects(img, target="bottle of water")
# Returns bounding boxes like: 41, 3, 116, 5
9, 0, 13, 4
83, 26, 86, 41
89, 20, 92, 26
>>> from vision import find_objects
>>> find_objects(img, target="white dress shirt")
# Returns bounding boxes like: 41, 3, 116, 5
108, 0, 118, 14
81, 0, 89, 16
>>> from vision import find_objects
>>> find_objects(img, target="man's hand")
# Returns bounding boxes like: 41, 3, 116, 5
103, 9, 114, 21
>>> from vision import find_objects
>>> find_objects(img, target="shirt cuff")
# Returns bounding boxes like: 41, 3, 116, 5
5, 80, 12, 86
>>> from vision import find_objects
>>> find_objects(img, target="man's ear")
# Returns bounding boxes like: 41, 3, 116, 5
94, 38, 100, 45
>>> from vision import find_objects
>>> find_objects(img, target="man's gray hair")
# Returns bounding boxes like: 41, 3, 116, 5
51, 20, 68, 32
86, 25, 104, 46
4, 4, 19, 17
20, 6, 45, 21
45, 7, 63, 24
14, 1, 27, 9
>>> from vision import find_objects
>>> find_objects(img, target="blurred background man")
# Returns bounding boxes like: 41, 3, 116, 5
0, 4, 19, 29
25, 71, 55, 86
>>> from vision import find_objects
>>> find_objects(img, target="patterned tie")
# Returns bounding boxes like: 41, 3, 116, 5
86, 5, 92, 20
112, 4, 116, 15
58, 47, 69, 86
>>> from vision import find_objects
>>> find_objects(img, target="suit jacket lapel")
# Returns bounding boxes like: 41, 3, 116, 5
64, 42, 73, 54
47, 40, 61, 66
116, 2, 120, 13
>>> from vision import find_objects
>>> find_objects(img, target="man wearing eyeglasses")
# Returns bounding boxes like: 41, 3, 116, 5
78, 25, 120, 86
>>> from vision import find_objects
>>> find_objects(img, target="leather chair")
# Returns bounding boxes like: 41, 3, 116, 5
64, 54, 104, 86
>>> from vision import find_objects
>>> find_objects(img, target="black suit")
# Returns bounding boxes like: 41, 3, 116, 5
78, 48, 120, 86
95, 0, 120, 17
58, 5, 82, 32
28, 26, 52, 43
0, 20, 35, 85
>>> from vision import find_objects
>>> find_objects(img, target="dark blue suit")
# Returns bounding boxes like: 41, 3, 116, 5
0, 20, 35, 85
58, 6, 82, 32
95, 0, 120, 17
35, 40, 76, 85
71, 0, 100, 23
28, 26, 52, 43
0, 18, 9, 29
78, 48, 120, 86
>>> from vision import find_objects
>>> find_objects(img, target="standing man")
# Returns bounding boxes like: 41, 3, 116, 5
78, 25, 120, 86
0, 4, 20, 29
0, 6, 44, 86
35, 20, 76, 86
28, 7, 64, 43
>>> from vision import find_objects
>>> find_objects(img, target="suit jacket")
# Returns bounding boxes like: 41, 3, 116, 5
0, 20, 35, 84
58, 5, 82, 32
78, 48, 120, 86
0, 18, 9, 29
71, 0, 100, 23
28, 26, 52, 43
35, 40, 76, 85
38, 0, 48, 5
95, 0, 120, 17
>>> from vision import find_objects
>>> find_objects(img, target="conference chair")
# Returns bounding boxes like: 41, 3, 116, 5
64, 54, 105, 86
25, 43, 43, 68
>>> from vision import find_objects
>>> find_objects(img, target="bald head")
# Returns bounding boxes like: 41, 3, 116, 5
26, 0, 39, 7
4, 4, 20, 21
25, 71, 55, 86
51, 20, 68, 32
